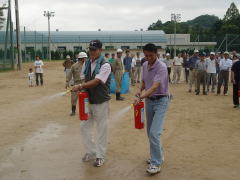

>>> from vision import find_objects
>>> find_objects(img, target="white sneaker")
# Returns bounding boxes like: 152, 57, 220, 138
82, 153, 96, 162
146, 164, 161, 175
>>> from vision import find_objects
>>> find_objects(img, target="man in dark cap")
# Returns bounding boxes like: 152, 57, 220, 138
72, 40, 111, 167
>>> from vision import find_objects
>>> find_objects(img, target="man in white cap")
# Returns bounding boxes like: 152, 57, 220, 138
206, 52, 217, 93
188, 49, 200, 92
162, 53, 172, 82
112, 49, 124, 100
66, 52, 87, 116
172, 53, 183, 83
135, 52, 142, 83
217, 51, 232, 95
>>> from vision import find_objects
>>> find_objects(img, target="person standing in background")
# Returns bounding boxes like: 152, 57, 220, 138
232, 55, 239, 64
131, 53, 136, 86
162, 53, 172, 83
112, 49, 124, 101
172, 53, 183, 84
160, 54, 166, 62
63, 55, 74, 75
182, 53, 190, 83
231, 60, 240, 108
34, 56, 44, 86
104, 53, 110, 62
188, 50, 200, 92
123, 50, 133, 85
135, 52, 142, 83
66, 52, 87, 116
28, 68, 34, 87
217, 51, 232, 96
108, 53, 116, 65
206, 52, 217, 93
195, 53, 208, 95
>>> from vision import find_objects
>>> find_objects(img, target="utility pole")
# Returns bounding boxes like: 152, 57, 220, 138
23, 26, 26, 61
15, 0, 22, 70
225, 34, 228, 51
171, 13, 181, 57
43, 11, 55, 61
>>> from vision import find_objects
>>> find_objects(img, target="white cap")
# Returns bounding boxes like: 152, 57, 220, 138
194, 49, 199, 53
78, 52, 88, 59
116, 48, 123, 53
210, 52, 215, 55
166, 53, 170, 56
66, 55, 70, 59
224, 51, 229, 55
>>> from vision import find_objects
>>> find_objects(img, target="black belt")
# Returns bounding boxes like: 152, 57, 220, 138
148, 95, 168, 101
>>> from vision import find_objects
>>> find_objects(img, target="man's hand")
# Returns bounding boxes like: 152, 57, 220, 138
72, 84, 81, 92
133, 97, 141, 106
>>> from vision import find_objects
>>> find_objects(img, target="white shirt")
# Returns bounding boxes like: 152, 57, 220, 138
90, 59, 111, 83
173, 57, 183, 66
219, 58, 232, 71
131, 58, 136, 68
206, 58, 216, 73
34, 60, 44, 73
28, 72, 34, 80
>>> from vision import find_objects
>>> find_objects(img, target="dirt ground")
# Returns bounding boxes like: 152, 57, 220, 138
0, 61, 239, 180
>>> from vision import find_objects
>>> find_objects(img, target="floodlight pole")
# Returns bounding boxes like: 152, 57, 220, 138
44, 10, 54, 61
171, 13, 181, 57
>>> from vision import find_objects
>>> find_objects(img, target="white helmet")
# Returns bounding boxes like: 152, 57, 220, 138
78, 52, 88, 59
194, 49, 199, 53
66, 55, 70, 59
166, 53, 170, 56
116, 48, 123, 53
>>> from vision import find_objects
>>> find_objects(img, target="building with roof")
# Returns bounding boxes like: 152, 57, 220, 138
0, 30, 167, 52
0, 30, 216, 56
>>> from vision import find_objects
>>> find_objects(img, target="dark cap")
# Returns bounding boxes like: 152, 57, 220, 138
89, 40, 102, 50
199, 52, 206, 57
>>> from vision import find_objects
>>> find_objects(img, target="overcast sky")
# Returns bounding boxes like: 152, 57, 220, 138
2, 0, 240, 31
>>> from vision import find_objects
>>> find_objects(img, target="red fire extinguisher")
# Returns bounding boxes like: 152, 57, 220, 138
134, 101, 144, 129
78, 91, 89, 120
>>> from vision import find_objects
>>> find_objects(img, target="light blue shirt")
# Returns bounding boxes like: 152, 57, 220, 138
219, 58, 232, 71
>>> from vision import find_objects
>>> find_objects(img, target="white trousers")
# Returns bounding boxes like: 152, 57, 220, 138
80, 101, 109, 159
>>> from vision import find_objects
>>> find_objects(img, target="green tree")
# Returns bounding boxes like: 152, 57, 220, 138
223, 2, 240, 21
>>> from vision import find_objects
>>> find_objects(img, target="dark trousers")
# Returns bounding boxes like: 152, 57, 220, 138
207, 73, 216, 91
36, 73, 43, 86
196, 70, 207, 93
217, 70, 229, 94
185, 69, 189, 83
233, 83, 240, 105
167, 67, 171, 82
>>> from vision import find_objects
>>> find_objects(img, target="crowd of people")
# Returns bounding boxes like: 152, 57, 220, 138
156, 50, 240, 108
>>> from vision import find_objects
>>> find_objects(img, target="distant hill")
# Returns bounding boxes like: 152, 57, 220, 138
186, 15, 219, 29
